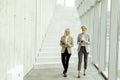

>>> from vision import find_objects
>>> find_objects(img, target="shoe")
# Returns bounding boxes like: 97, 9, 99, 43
78, 71, 80, 78
83, 70, 86, 76
78, 75, 80, 78
63, 70, 65, 74
83, 73, 86, 76
64, 73, 67, 77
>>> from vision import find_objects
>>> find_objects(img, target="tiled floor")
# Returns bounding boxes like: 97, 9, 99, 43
24, 64, 105, 80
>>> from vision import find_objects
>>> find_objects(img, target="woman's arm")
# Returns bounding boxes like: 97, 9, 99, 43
67, 37, 74, 47
77, 34, 80, 45
60, 37, 66, 48
85, 34, 90, 45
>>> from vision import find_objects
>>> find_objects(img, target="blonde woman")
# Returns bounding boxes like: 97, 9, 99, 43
60, 28, 74, 77
77, 26, 90, 78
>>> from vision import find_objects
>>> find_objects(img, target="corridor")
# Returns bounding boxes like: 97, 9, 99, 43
24, 6, 104, 80
0, 0, 120, 80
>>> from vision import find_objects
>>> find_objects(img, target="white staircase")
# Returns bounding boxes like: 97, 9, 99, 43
33, 6, 81, 69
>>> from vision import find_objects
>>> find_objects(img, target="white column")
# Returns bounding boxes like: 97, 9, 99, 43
14, 0, 25, 65
92, 3, 100, 65
87, 10, 90, 32
24, 0, 33, 74
31, 0, 36, 68
99, 0, 108, 71
89, 7, 94, 56
90, 7, 94, 40
8, 0, 15, 70
36, 0, 42, 54
108, 0, 119, 79
0, 0, 10, 79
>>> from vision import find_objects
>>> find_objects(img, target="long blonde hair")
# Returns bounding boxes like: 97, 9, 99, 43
64, 28, 70, 36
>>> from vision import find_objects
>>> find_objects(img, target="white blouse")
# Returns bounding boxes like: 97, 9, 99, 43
65, 36, 69, 44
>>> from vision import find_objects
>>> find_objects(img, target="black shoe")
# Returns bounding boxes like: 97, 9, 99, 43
78, 71, 80, 78
78, 75, 80, 78
64, 73, 67, 77
83, 70, 86, 76
83, 73, 86, 76
63, 70, 65, 74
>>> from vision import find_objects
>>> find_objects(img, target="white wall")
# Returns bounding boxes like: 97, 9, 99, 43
65, 0, 75, 7
56, 0, 75, 7
56, 0, 65, 6
0, 0, 56, 80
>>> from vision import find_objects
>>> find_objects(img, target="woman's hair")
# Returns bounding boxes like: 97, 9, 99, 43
81, 25, 87, 30
64, 28, 70, 36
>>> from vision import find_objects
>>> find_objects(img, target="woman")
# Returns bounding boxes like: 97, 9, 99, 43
77, 26, 90, 78
60, 28, 74, 77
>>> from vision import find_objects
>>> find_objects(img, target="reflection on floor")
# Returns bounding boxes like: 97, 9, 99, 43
24, 64, 105, 80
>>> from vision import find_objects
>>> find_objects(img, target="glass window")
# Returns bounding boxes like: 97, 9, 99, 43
105, 0, 111, 76
105, 11, 110, 76
118, 36, 120, 80
117, 2, 120, 79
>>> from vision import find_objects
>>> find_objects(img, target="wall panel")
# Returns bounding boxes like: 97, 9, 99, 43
0, 0, 56, 79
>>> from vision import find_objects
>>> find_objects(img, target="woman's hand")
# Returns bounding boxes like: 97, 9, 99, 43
83, 41, 88, 44
79, 40, 88, 45
66, 43, 73, 47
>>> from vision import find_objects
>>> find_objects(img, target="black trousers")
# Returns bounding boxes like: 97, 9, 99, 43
61, 48, 71, 73
78, 46, 88, 71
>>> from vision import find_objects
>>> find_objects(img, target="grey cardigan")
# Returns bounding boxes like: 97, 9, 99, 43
77, 33, 91, 53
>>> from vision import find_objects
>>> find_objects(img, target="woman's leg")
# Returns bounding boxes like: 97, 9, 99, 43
65, 53, 71, 73
61, 48, 68, 77
83, 47, 88, 75
78, 48, 83, 78
78, 50, 83, 71
61, 53, 66, 72
84, 52, 88, 70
